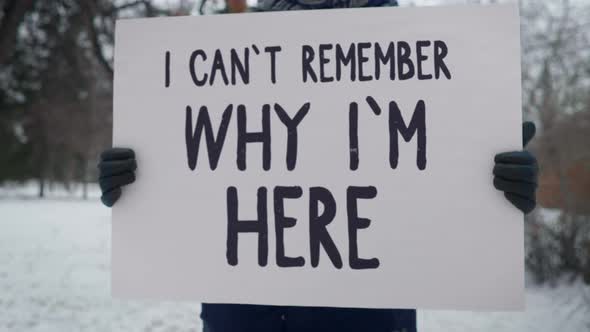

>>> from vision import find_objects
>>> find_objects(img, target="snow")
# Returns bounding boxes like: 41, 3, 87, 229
1, 186, 589, 331
419, 281, 590, 331
0, 187, 201, 332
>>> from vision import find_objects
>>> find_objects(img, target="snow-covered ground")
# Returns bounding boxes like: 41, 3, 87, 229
1, 185, 589, 332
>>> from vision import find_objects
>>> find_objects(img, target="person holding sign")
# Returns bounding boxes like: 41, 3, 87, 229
99, 1, 539, 332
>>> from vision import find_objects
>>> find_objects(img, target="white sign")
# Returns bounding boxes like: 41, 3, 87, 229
112, 3, 524, 310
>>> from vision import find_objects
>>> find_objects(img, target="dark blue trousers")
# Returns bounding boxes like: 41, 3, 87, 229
201, 303, 416, 332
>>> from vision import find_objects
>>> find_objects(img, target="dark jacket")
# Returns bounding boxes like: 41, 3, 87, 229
201, 303, 416, 332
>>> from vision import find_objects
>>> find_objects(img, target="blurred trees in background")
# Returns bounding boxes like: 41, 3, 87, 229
519, 0, 590, 284
0, 0, 589, 281
0, 0, 192, 197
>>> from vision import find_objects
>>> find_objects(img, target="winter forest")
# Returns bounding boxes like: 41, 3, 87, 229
0, 0, 589, 331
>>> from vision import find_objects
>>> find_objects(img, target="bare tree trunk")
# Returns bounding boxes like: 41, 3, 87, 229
38, 176, 44, 198
82, 157, 88, 200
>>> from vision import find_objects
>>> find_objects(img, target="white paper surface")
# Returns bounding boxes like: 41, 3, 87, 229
112, 3, 524, 310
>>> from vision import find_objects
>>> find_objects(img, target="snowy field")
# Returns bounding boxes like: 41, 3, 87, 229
1, 185, 589, 332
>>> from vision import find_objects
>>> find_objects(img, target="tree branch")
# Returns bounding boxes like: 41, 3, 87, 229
0, 0, 36, 64
79, 1, 113, 77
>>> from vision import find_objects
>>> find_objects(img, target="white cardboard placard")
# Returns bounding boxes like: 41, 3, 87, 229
112, 3, 524, 310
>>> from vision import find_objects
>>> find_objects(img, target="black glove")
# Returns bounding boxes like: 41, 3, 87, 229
493, 122, 539, 214
98, 148, 137, 207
